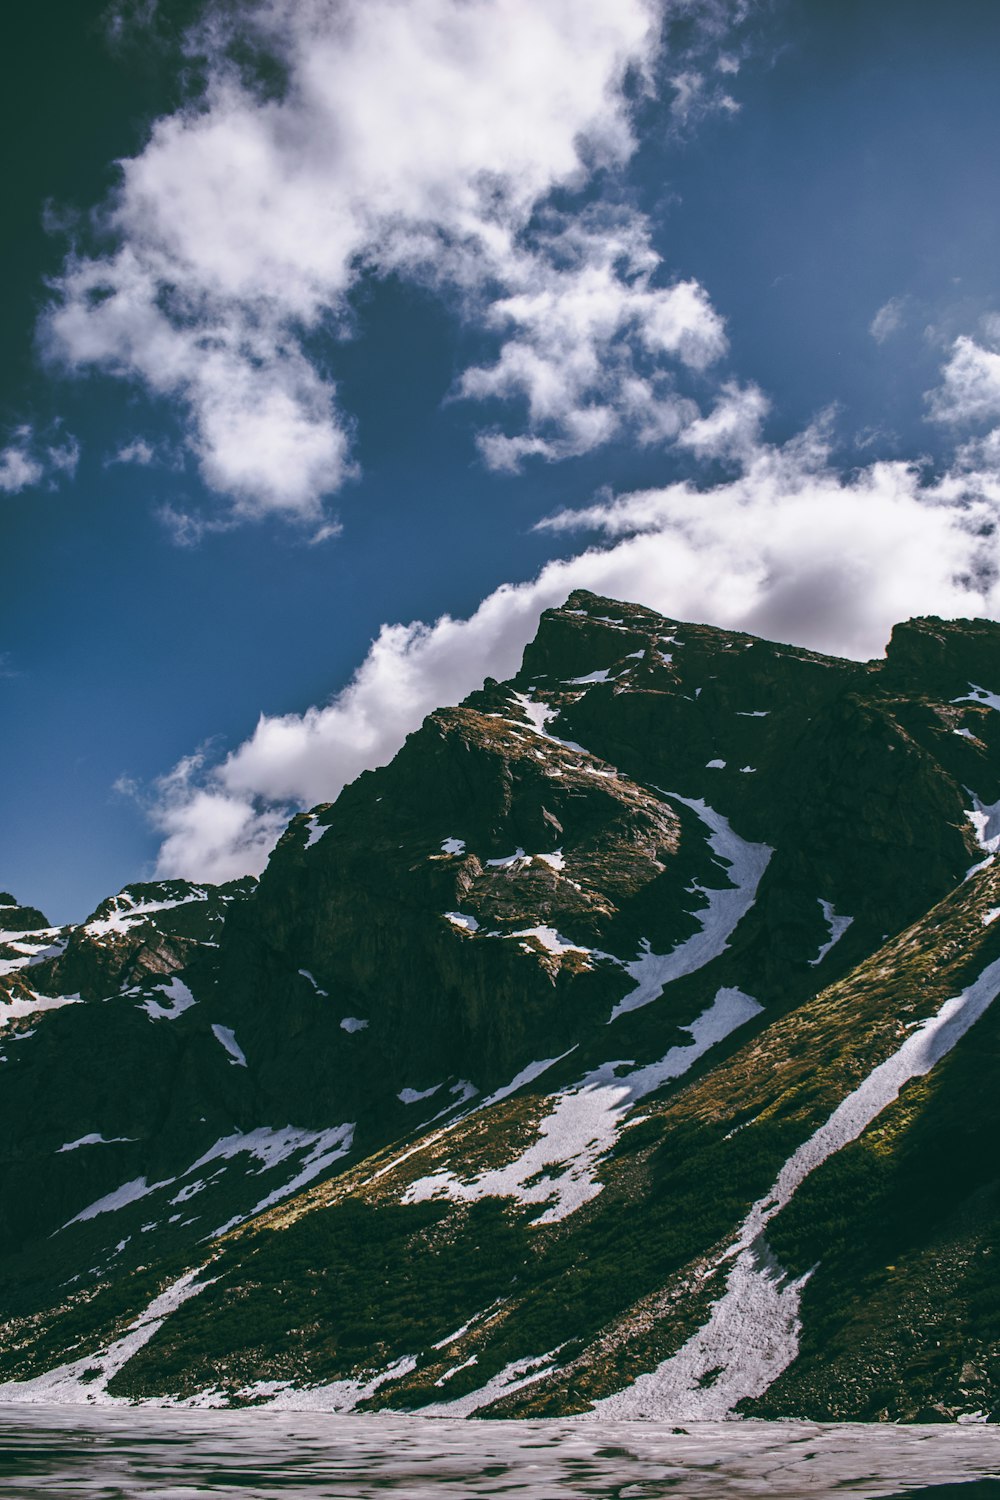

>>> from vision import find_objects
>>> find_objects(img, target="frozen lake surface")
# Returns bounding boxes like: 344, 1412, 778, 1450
0, 1407, 998, 1498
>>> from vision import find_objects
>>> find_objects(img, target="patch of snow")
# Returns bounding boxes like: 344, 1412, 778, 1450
736, 710, 769, 717
625, 650, 645, 660
58, 1133, 136, 1153
983, 908, 1000, 926
440, 837, 466, 856
298, 968, 328, 996
203, 1123, 356, 1236
509, 689, 588, 753
967, 794, 1000, 855
0, 1270, 210, 1404
953, 683, 1000, 712
609, 796, 772, 1022
141, 976, 196, 1021
739, 766, 756, 774
399, 1084, 443, 1105
505, 926, 592, 958
444, 911, 479, 933
565, 668, 614, 685
303, 814, 329, 849
340, 1016, 368, 1033
809, 900, 854, 967
435, 1354, 478, 1386
64, 1175, 174, 1228
0, 990, 81, 1030
405, 990, 760, 1225
83, 891, 207, 940
432, 1079, 479, 1117
259, 1355, 417, 1412
706, 759, 726, 769
592, 950, 1000, 1420
954, 727, 976, 740
535, 849, 565, 871
486, 848, 529, 869
212, 1024, 247, 1067
425, 1349, 561, 1416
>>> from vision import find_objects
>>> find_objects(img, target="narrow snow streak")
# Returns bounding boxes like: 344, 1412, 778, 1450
592, 951, 1000, 1421
0, 1271, 210, 1405
58, 1133, 135, 1152
211, 1023, 247, 1066
404, 989, 761, 1225
809, 899, 854, 967
610, 794, 772, 1022
425, 1349, 562, 1417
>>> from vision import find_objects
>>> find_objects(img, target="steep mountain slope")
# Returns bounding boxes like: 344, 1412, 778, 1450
1, 592, 998, 1422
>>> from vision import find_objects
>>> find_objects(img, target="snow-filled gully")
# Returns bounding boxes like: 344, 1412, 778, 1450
589, 950, 1000, 1421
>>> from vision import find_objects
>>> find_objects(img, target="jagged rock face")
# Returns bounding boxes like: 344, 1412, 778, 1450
1, 592, 999, 1424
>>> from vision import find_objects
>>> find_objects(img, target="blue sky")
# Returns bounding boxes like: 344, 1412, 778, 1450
4, 0, 1000, 923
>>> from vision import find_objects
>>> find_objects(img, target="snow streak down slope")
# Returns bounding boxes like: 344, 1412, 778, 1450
611, 794, 772, 1022
591, 951, 1000, 1420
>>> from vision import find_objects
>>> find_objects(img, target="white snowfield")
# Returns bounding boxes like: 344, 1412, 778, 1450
303, 814, 329, 849
399, 1084, 442, 1105
403, 988, 761, 1226
809, 900, 854, 967
0, 989, 81, 1031
340, 1015, 369, 1032
968, 794, 1000, 856
564, 668, 616, 685
425, 1348, 562, 1417
0, 930, 66, 977
141, 977, 196, 1021
60, 1123, 355, 1239
84, 890, 208, 939
0, 1270, 210, 1406
609, 794, 772, 1023
590, 949, 1000, 1421
953, 683, 1000, 713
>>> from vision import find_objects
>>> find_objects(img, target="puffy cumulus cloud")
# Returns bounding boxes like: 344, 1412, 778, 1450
151, 753, 292, 885
152, 421, 1000, 881
460, 215, 726, 470
674, 379, 768, 461
45, 0, 739, 522
0, 425, 79, 495
927, 333, 1000, 426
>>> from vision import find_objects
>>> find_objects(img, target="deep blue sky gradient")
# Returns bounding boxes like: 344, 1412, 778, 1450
4, 0, 1000, 920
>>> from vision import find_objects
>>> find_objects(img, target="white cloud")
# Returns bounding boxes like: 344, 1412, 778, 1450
459, 216, 726, 469
48, 0, 733, 521
675, 380, 768, 460
152, 419, 1000, 881
0, 425, 79, 495
105, 436, 183, 469
927, 333, 1000, 425
869, 296, 906, 344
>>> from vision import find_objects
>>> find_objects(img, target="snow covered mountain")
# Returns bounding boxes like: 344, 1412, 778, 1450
2, 591, 999, 1422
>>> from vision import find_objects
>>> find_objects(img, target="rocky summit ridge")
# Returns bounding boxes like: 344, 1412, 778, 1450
1, 591, 999, 1423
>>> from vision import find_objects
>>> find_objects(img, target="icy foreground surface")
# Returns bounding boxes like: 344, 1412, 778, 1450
0, 1407, 997, 1499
